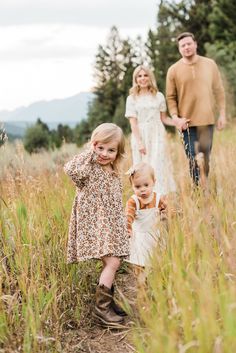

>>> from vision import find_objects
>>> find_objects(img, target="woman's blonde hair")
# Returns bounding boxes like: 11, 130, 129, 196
129, 65, 158, 96
90, 123, 125, 172
127, 162, 156, 184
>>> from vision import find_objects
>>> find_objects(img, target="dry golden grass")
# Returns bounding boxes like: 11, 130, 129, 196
0, 142, 100, 352
132, 126, 236, 353
1, 125, 236, 352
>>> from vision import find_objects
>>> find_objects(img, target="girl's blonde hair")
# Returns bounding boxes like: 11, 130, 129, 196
127, 162, 156, 184
90, 123, 125, 172
129, 65, 158, 96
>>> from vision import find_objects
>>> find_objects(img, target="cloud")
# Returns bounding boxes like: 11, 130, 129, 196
0, 0, 157, 28
0, 0, 158, 110
0, 24, 147, 62
0, 57, 94, 111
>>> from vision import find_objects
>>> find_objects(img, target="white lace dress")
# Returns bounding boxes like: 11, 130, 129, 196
125, 92, 176, 194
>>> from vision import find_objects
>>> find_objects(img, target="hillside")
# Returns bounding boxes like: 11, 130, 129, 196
0, 92, 94, 136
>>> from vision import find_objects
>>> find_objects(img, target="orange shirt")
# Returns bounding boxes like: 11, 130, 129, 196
125, 193, 166, 232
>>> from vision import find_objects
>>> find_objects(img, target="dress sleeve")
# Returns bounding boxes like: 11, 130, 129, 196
125, 197, 137, 232
158, 92, 167, 112
125, 95, 137, 118
64, 149, 96, 186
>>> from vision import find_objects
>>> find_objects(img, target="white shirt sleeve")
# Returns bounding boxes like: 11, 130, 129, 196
125, 95, 137, 118
158, 92, 167, 112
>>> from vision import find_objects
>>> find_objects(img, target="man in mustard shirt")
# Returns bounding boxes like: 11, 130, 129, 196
166, 32, 226, 186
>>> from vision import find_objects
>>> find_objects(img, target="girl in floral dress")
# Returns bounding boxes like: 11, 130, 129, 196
64, 123, 129, 327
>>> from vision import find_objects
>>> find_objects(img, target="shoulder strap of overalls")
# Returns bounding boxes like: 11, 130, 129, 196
131, 194, 140, 210
155, 192, 161, 210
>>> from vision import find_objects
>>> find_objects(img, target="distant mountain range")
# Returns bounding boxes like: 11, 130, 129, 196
0, 92, 94, 137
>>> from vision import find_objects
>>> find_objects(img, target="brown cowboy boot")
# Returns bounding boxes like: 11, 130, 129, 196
93, 285, 124, 326
111, 285, 127, 316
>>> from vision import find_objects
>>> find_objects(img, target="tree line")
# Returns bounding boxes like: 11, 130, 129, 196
76, 0, 236, 146
19, 0, 235, 153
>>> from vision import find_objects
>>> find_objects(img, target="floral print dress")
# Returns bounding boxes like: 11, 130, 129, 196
64, 149, 129, 263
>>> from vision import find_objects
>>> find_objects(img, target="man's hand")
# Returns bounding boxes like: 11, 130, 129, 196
173, 116, 190, 131
216, 116, 226, 130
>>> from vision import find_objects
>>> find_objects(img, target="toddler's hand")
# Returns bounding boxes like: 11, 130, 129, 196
128, 229, 133, 237
160, 210, 168, 221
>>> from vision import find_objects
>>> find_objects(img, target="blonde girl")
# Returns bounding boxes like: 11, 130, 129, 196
64, 123, 129, 327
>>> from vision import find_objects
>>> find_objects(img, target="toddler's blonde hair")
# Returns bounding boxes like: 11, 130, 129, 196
90, 123, 125, 171
129, 65, 158, 96
128, 162, 156, 184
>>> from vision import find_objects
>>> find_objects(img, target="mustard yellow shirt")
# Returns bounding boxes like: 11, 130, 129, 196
166, 55, 225, 126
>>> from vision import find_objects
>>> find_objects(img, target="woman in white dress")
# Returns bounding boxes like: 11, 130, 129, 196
125, 65, 185, 194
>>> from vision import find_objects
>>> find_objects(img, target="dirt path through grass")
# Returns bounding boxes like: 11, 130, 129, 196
61, 270, 137, 353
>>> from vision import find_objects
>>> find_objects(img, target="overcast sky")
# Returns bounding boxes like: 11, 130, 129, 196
0, 0, 158, 111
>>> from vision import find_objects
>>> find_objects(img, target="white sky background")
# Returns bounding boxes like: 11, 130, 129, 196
0, 0, 158, 111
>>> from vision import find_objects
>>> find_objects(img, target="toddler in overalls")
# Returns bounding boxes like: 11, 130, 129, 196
125, 162, 167, 267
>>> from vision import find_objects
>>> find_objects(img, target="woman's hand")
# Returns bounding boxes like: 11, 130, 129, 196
138, 142, 146, 155
129, 117, 146, 154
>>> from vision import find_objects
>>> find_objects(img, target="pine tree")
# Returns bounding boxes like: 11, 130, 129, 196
208, 0, 236, 44
146, 0, 214, 92
24, 124, 50, 153
75, 27, 144, 144
93, 26, 123, 118
206, 0, 236, 116
146, 1, 180, 92
162, 0, 212, 54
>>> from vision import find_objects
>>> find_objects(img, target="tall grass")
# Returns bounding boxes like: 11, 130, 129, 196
0, 142, 100, 352
133, 126, 236, 353
1, 126, 236, 352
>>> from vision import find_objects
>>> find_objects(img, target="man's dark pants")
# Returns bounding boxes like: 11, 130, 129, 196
182, 125, 214, 185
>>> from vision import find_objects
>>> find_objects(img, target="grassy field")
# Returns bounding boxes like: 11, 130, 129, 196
133, 126, 236, 353
1, 125, 236, 352
0, 142, 101, 352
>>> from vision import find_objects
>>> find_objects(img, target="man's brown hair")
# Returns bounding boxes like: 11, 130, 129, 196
177, 32, 196, 42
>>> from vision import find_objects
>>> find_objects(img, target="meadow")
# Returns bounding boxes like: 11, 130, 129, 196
1, 125, 236, 352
